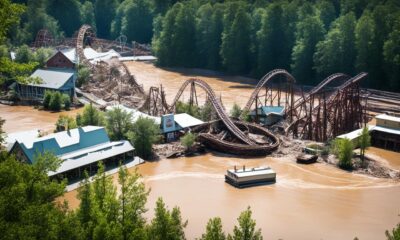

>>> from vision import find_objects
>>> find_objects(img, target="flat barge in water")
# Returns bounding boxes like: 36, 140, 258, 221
225, 166, 276, 188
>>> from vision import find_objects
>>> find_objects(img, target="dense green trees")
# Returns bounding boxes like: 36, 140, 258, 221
152, 0, 399, 92
221, 4, 252, 74
94, 0, 117, 38
47, 0, 81, 37
5, 0, 399, 91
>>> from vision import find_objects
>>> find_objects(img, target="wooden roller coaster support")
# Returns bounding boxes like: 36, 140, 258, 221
296, 72, 368, 141
168, 79, 255, 145
243, 69, 296, 123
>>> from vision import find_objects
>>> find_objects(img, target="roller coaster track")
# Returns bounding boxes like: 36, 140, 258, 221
243, 69, 296, 113
292, 73, 350, 110
325, 72, 367, 104
286, 72, 368, 138
169, 79, 255, 145
76, 24, 95, 67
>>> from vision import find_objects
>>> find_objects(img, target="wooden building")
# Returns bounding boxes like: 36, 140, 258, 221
46, 50, 76, 69
15, 68, 76, 101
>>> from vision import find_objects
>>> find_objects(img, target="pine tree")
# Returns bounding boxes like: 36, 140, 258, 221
200, 217, 226, 240
118, 166, 149, 240
228, 207, 262, 240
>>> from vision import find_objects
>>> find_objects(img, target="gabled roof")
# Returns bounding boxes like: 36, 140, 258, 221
59, 48, 77, 63
4, 129, 39, 151
12, 126, 109, 163
27, 68, 75, 89
174, 113, 204, 128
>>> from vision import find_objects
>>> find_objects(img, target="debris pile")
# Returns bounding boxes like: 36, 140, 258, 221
80, 58, 145, 108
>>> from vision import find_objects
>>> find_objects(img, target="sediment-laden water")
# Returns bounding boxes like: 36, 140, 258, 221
2, 62, 400, 239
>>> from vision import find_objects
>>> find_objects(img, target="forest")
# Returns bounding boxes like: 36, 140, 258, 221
4, 0, 400, 92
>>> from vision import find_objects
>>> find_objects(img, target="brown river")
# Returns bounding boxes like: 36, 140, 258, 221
2, 61, 400, 239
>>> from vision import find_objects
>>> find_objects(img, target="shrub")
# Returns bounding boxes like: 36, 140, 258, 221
43, 90, 52, 109
49, 91, 62, 111
78, 103, 105, 126
55, 115, 77, 132
77, 66, 91, 87
334, 138, 354, 169
181, 132, 196, 150
62, 94, 71, 110
230, 103, 242, 118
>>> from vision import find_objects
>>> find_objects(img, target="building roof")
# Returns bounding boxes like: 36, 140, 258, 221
12, 126, 109, 163
228, 166, 275, 178
250, 106, 285, 116
161, 113, 204, 133
376, 114, 400, 123
174, 113, 204, 128
28, 68, 75, 89
60, 48, 77, 63
48, 140, 133, 176
337, 124, 400, 141
119, 56, 157, 62
84, 47, 121, 64
4, 129, 40, 151
373, 125, 400, 135
10, 126, 135, 176
106, 104, 161, 124
336, 125, 375, 140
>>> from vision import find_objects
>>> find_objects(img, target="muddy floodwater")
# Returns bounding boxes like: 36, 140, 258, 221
2, 62, 400, 239
125, 61, 261, 110
0, 104, 83, 133
65, 62, 400, 239
62, 153, 400, 240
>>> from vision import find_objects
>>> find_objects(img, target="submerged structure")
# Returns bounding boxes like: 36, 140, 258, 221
225, 166, 276, 188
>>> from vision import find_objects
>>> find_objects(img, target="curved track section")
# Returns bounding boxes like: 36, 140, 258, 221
325, 72, 367, 104
286, 72, 368, 139
194, 120, 280, 156
76, 24, 95, 67
169, 79, 255, 145
292, 73, 350, 110
243, 69, 296, 113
